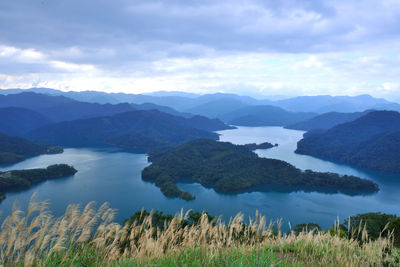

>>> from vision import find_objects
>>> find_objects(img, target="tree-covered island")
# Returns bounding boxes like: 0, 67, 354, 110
142, 139, 379, 200
0, 164, 77, 200
244, 142, 277, 150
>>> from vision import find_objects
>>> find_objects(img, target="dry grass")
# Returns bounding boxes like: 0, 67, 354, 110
0, 196, 398, 266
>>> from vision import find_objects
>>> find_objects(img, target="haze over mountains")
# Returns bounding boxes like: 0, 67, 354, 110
2, 88, 400, 129
1, 88, 400, 175
286, 111, 372, 131
2, 88, 399, 115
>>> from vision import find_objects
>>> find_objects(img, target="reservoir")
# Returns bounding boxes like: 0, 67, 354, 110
1, 126, 399, 230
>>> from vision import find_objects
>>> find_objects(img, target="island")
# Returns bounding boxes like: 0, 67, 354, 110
142, 139, 379, 200
244, 142, 277, 151
0, 164, 77, 200
0, 132, 63, 165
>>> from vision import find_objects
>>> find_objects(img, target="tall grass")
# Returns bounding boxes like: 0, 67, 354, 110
0, 196, 398, 266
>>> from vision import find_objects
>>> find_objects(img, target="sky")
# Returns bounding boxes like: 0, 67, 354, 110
1, 0, 400, 100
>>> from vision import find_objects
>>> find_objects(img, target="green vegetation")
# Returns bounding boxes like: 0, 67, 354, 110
26, 110, 228, 151
142, 139, 379, 200
124, 209, 215, 229
2, 199, 400, 266
296, 111, 400, 173
293, 223, 321, 234
342, 212, 397, 242
389, 218, 400, 247
0, 132, 63, 165
160, 181, 196, 200
244, 142, 276, 150
0, 164, 77, 201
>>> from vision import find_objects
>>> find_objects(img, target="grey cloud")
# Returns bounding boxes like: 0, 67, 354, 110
2, 0, 399, 62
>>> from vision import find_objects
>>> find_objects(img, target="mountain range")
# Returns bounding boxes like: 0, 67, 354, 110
0, 91, 233, 155
26, 110, 232, 151
2, 88, 399, 115
0, 92, 191, 123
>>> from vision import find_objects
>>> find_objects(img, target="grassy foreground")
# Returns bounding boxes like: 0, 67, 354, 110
1, 196, 399, 266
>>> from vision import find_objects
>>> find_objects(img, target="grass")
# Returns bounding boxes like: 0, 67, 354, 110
1, 195, 399, 266
35, 246, 287, 267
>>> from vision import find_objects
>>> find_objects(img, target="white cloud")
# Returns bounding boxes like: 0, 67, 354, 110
381, 82, 399, 92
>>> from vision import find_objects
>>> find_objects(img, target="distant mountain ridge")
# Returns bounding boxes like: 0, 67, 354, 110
275, 95, 400, 113
219, 105, 316, 126
0, 92, 192, 122
185, 98, 249, 118
296, 111, 400, 173
26, 110, 232, 151
285, 110, 372, 131
2, 88, 399, 115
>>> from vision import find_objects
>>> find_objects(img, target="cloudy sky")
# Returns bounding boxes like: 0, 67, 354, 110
1, 0, 400, 100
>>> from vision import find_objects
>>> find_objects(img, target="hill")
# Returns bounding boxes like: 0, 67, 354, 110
0, 92, 75, 110
275, 95, 400, 113
219, 105, 316, 126
0, 132, 63, 165
142, 139, 378, 200
0, 164, 77, 200
0, 107, 52, 136
26, 110, 231, 150
296, 111, 400, 173
285, 110, 371, 131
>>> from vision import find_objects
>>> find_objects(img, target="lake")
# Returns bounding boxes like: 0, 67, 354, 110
1, 126, 399, 230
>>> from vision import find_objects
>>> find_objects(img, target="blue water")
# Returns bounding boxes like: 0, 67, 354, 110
0, 126, 399, 230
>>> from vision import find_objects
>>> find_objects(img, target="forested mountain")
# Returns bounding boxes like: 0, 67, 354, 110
285, 110, 372, 131
0, 107, 51, 136
142, 139, 378, 200
219, 105, 316, 126
296, 111, 400, 173
26, 110, 231, 150
0, 132, 63, 165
